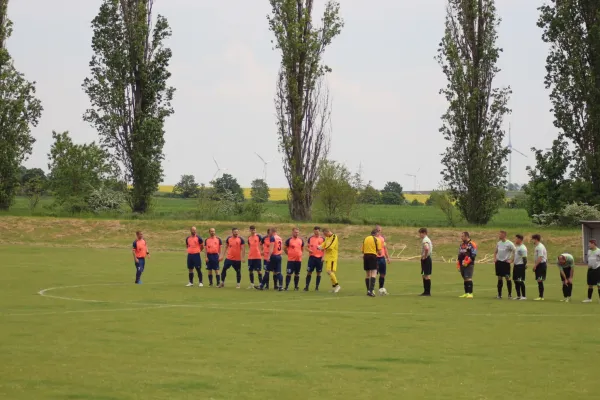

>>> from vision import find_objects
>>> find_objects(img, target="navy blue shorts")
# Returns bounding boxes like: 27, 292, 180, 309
377, 257, 387, 275
187, 253, 201, 269
263, 259, 270, 271
307, 256, 323, 273
223, 259, 242, 271
248, 259, 262, 271
268, 255, 282, 273
286, 261, 302, 275
206, 254, 220, 270
135, 257, 146, 271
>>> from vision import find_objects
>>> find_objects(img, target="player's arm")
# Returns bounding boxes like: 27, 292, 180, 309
269, 236, 275, 255
559, 264, 567, 281
284, 238, 290, 255
521, 255, 528, 268
218, 238, 224, 261
421, 242, 429, 260
132, 242, 138, 262
241, 238, 246, 261
384, 242, 390, 262
493, 246, 498, 263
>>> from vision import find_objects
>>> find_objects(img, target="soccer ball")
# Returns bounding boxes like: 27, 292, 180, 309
378, 288, 388, 296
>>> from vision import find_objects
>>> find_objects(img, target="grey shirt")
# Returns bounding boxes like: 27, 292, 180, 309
496, 240, 515, 262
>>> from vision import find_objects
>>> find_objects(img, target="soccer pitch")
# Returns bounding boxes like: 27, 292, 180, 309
1, 245, 599, 400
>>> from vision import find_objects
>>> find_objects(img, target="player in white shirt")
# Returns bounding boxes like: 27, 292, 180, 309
494, 230, 515, 299
531, 234, 548, 301
418, 228, 433, 296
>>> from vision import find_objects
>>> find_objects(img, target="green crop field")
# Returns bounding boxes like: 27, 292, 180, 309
1, 236, 599, 400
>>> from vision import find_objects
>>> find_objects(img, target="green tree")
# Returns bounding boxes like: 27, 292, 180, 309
250, 178, 270, 203
0, 1, 43, 210
314, 160, 357, 222
23, 175, 44, 211
47, 131, 117, 213
538, 1, 600, 197
20, 168, 46, 194
211, 173, 244, 202
173, 174, 199, 198
437, 0, 511, 224
429, 190, 460, 227
358, 182, 381, 204
83, 0, 175, 213
381, 181, 405, 205
268, 0, 344, 221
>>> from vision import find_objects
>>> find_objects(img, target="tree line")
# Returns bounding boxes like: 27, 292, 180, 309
1, 0, 598, 226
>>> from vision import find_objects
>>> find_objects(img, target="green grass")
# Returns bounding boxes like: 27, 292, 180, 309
6, 196, 534, 228
1, 243, 599, 400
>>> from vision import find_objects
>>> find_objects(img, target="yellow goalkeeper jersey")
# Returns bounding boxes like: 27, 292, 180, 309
323, 234, 339, 262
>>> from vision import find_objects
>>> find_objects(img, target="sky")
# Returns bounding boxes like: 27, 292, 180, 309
9, 0, 555, 191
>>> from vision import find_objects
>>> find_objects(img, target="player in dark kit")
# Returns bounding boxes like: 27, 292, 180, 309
457, 232, 477, 298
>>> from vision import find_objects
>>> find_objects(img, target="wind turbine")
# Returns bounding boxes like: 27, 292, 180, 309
506, 123, 527, 188
405, 168, 420, 193
255, 152, 271, 182
212, 157, 227, 180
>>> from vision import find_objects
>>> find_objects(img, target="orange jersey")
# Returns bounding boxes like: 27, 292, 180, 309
270, 234, 283, 256
186, 235, 203, 254
285, 237, 304, 262
133, 239, 148, 258
247, 234, 262, 260
205, 237, 222, 254
376, 234, 387, 258
307, 236, 324, 258
225, 236, 245, 261
262, 235, 271, 259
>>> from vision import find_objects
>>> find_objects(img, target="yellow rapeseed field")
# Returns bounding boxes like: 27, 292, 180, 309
158, 185, 430, 202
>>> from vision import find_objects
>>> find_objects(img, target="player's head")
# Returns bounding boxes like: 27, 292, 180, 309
371, 228, 378, 236
209, 228, 216, 237
515, 234, 524, 245
531, 234, 541, 244
292, 227, 299, 238
232, 227, 239, 237
191, 226, 197, 235
271, 227, 277, 234
461, 232, 470, 242
249, 225, 256, 235
418, 227, 427, 239
499, 230, 507, 240
136, 231, 143, 240
323, 228, 332, 237
313, 226, 321, 236
266, 228, 271, 236
375, 225, 382, 234
590, 239, 597, 250
557, 255, 567, 265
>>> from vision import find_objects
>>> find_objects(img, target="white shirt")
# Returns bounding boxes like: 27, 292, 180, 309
496, 240, 515, 262
421, 236, 432, 258
514, 244, 528, 265
534, 243, 547, 264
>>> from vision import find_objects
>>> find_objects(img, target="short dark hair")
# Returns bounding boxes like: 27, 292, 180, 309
232, 227, 238, 231
322, 228, 331, 233
418, 228, 428, 234
515, 234, 524, 240
499, 230, 507, 235
532, 234, 541, 241
590, 239, 597, 245
462, 231, 470, 238
249, 225, 256, 230
136, 231, 142, 235
313, 226, 321, 231
371, 229, 378, 235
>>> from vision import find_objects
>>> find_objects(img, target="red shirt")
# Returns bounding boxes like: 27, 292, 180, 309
262, 235, 271, 259
133, 239, 148, 258
376, 234, 387, 258
205, 237, 222, 254
248, 234, 262, 260
307, 236, 324, 258
285, 237, 304, 262
270, 234, 283, 256
225, 236, 245, 261
186, 235, 203, 254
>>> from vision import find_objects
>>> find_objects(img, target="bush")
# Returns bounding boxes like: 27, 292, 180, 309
559, 203, 600, 227
506, 193, 527, 209
410, 199, 423, 206
87, 186, 125, 213
429, 190, 460, 227
243, 201, 266, 220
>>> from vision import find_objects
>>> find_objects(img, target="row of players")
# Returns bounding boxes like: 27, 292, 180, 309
130, 226, 600, 300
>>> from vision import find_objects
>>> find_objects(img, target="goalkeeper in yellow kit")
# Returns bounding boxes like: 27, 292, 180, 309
320, 228, 341, 293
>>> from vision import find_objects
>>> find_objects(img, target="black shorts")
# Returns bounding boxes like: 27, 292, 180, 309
513, 264, 526, 282
286, 261, 302, 275
535, 263, 547, 281
223, 259, 242, 271
460, 265, 474, 279
307, 256, 323, 273
587, 268, 600, 286
187, 253, 201, 269
560, 267, 572, 281
363, 254, 378, 271
248, 259, 262, 271
206, 253, 220, 270
495, 261, 511, 278
421, 257, 432, 276
377, 257, 387, 275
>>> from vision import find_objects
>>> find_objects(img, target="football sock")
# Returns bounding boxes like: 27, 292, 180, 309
273, 274, 278, 288
515, 281, 521, 297
422, 278, 427, 293
538, 282, 544, 298
188, 272, 194, 283
195, 267, 202, 283
562, 284, 568, 298
221, 269, 227, 283
285, 275, 291, 289
262, 271, 270, 287
365, 278, 370, 291
306, 275, 312, 288
521, 282, 526, 297
379, 276, 385, 289
507, 280, 512, 296
278, 274, 284, 287
463, 281, 468, 294
216, 275, 221, 286
589, 287, 594, 299
597, 287, 600, 298
249, 272, 254, 284
235, 269, 241, 284
568, 283, 573, 297
315, 275, 321, 289
258, 273, 263, 284
369, 277, 376, 292
208, 274, 214, 285
468, 281, 473, 294
294, 275, 299, 288
329, 272, 338, 286
497, 280, 503, 297
135, 269, 142, 282
424, 279, 431, 294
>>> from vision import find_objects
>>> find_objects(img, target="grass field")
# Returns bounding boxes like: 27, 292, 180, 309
2, 241, 599, 400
